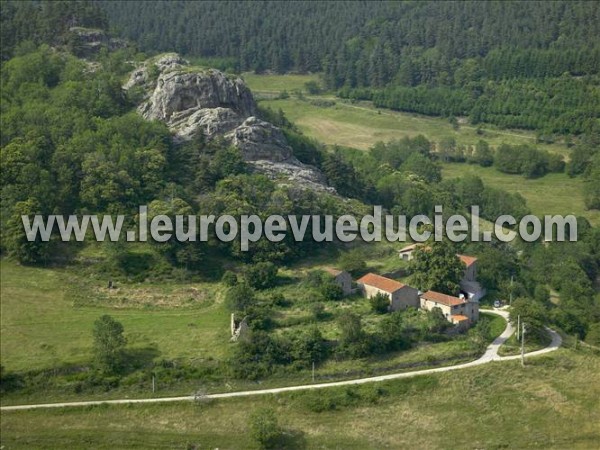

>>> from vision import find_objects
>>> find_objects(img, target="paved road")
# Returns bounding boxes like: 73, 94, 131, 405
0, 309, 561, 411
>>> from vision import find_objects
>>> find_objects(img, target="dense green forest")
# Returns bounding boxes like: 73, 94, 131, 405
94, 0, 600, 135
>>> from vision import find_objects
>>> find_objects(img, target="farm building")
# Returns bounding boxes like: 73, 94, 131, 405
324, 267, 352, 295
357, 273, 419, 311
398, 244, 486, 302
419, 290, 480, 330
457, 254, 486, 302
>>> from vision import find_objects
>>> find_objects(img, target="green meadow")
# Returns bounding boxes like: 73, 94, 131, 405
243, 72, 569, 156
0, 261, 230, 373
442, 163, 600, 226
2, 349, 598, 449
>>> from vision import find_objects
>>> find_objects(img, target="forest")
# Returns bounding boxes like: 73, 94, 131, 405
92, 1, 600, 135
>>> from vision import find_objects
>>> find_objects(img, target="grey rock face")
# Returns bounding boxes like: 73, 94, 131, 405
226, 117, 293, 162
123, 53, 187, 91
140, 69, 256, 126
124, 54, 333, 192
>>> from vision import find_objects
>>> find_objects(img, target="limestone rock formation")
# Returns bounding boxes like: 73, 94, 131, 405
124, 54, 333, 192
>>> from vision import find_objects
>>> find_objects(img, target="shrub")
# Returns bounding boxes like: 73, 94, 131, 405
320, 281, 343, 301
339, 250, 367, 276
311, 302, 326, 320
221, 270, 238, 286
304, 80, 321, 95
248, 408, 283, 449
244, 262, 278, 290
225, 283, 256, 312
369, 293, 390, 314
93, 315, 127, 374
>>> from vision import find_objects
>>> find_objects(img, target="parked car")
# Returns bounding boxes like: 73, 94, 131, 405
493, 300, 501, 308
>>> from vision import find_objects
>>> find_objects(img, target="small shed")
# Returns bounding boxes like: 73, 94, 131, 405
324, 267, 352, 295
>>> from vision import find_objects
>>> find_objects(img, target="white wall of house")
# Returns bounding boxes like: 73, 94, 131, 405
420, 298, 453, 318
420, 298, 479, 325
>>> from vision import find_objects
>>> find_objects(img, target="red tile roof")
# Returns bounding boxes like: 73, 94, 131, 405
357, 273, 406, 293
458, 254, 477, 268
421, 290, 466, 306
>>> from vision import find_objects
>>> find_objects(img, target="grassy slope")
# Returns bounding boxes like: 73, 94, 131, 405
242, 73, 596, 225
0, 261, 229, 372
243, 72, 568, 156
1, 349, 598, 449
442, 163, 600, 226
260, 97, 573, 154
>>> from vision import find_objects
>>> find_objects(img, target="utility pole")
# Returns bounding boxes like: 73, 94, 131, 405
520, 322, 526, 367
152, 375, 156, 393
517, 314, 520, 341
509, 275, 514, 306
312, 361, 315, 383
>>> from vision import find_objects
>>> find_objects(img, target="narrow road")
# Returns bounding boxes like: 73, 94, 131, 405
0, 309, 561, 412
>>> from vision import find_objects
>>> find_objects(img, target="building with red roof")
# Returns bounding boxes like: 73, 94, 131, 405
419, 290, 479, 328
357, 273, 419, 311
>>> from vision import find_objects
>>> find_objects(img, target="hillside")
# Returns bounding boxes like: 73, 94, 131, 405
2, 350, 599, 449
1, 2, 600, 449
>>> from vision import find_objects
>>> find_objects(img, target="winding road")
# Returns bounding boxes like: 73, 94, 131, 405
0, 309, 562, 412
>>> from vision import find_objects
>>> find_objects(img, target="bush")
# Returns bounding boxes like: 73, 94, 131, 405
311, 302, 326, 320
339, 249, 367, 276
93, 315, 127, 374
320, 281, 343, 301
244, 262, 278, 290
369, 293, 390, 314
221, 270, 238, 286
249, 408, 283, 449
304, 80, 321, 95
225, 283, 256, 312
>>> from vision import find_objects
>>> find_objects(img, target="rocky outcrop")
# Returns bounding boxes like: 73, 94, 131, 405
226, 117, 293, 162
139, 69, 256, 128
124, 54, 333, 192
124, 53, 187, 91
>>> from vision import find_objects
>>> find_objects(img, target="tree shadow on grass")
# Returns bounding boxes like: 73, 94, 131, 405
276, 429, 307, 450
121, 345, 161, 374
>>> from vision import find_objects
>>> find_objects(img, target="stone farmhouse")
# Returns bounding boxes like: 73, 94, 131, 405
420, 290, 480, 330
398, 243, 421, 261
398, 244, 486, 302
324, 267, 353, 295
351, 246, 486, 329
457, 254, 486, 302
357, 273, 420, 311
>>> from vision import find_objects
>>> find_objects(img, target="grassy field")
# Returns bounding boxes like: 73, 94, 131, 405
1, 254, 509, 406
2, 349, 598, 449
441, 163, 600, 226
0, 261, 230, 373
258, 96, 570, 156
242, 73, 569, 154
